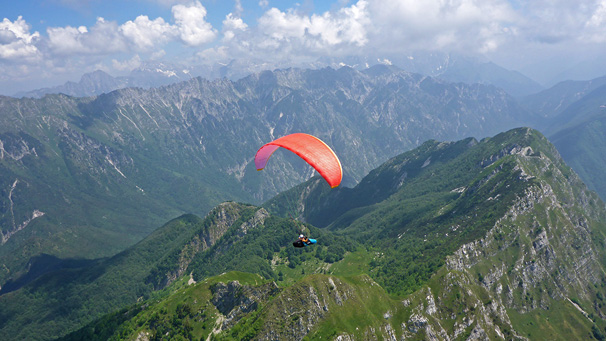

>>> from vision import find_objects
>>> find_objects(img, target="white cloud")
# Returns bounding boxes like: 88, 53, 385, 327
196, 45, 230, 63
258, 8, 310, 41
120, 15, 176, 50
255, 0, 370, 52
308, 0, 369, 46
379, 58, 391, 65
365, 0, 516, 53
42, 1, 216, 59
47, 17, 127, 55
112, 54, 142, 71
259, 0, 269, 8
47, 25, 89, 55
223, 13, 248, 41
0, 16, 41, 61
154, 0, 190, 6
585, 0, 606, 42
0, 1, 219, 94
152, 49, 167, 59
224, 0, 606, 62
172, 1, 217, 46
224, 13, 248, 31
234, 0, 244, 16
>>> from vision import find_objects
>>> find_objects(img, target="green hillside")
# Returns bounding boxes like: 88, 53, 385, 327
3, 127, 606, 340
59, 271, 410, 341
266, 129, 560, 295
0, 214, 204, 340
0, 202, 353, 340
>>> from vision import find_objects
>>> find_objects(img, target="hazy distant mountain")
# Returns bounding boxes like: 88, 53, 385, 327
545, 82, 606, 133
548, 57, 606, 86
15, 53, 543, 99
436, 60, 544, 97
400, 53, 544, 97
14, 62, 194, 98
126, 61, 194, 88
320, 52, 544, 97
544, 83, 606, 200
521, 75, 606, 119
502, 76, 606, 203
551, 113, 606, 199
14, 70, 128, 98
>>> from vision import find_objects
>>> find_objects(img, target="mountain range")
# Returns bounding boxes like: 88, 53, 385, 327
0, 65, 538, 289
13, 62, 195, 99
14, 54, 544, 100
2, 62, 606, 340
2, 128, 605, 340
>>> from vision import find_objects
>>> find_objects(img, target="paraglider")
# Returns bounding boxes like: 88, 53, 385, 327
293, 234, 317, 248
255, 133, 342, 247
254, 133, 342, 188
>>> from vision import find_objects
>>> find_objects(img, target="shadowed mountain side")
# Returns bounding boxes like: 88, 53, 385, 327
550, 113, 606, 199
521, 75, 606, 120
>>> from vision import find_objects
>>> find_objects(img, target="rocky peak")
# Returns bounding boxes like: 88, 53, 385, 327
255, 275, 355, 340
402, 131, 606, 338
154, 203, 268, 289
211, 280, 280, 329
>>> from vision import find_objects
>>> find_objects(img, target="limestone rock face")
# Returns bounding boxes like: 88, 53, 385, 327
211, 280, 280, 329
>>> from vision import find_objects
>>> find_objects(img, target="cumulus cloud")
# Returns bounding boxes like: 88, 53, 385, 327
253, 0, 370, 54
221, 0, 512, 62
112, 54, 142, 71
365, 0, 516, 53
153, 0, 191, 6
196, 45, 230, 63
234, 0, 244, 16
258, 8, 309, 41
45, 1, 216, 55
308, 0, 369, 46
0, 16, 41, 61
120, 15, 176, 50
172, 1, 217, 46
47, 24, 90, 55
221, 0, 606, 65
45, 2, 213, 59
151, 49, 167, 59
584, 0, 606, 42
47, 17, 127, 55
223, 13, 248, 41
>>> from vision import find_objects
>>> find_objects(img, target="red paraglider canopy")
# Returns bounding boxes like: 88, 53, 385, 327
255, 133, 342, 188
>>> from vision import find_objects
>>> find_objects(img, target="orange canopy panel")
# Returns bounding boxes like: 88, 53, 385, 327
254, 133, 342, 188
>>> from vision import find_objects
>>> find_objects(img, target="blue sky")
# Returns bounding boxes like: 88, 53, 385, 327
2, 0, 606, 95
3, 1, 288, 34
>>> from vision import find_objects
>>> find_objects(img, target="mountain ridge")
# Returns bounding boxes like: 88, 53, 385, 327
13, 55, 543, 99
3, 127, 606, 340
